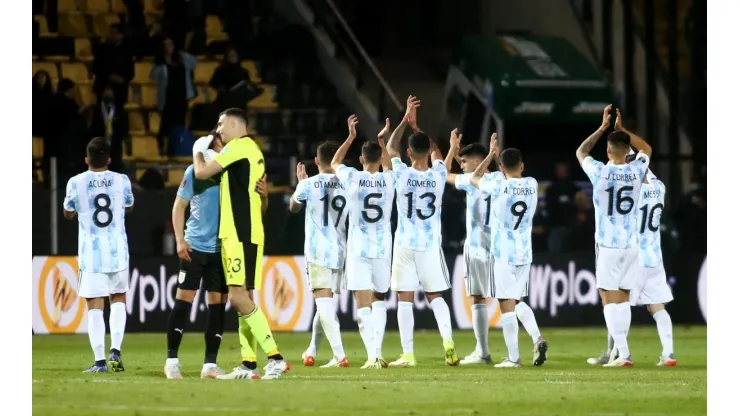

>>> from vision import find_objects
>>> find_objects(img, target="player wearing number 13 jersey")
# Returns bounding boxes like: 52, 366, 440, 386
63, 137, 134, 374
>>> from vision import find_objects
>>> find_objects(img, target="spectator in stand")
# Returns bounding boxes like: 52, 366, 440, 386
546, 162, 581, 252
33, 70, 54, 139
90, 86, 128, 172
150, 36, 197, 155
569, 191, 596, 251
92, 24, 134, 110
44, 79, 80, 187
209, 47, 261, 111
59, 105, 97, 183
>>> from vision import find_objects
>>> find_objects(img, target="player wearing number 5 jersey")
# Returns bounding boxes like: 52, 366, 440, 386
63, 137, 134, 374
331, 115, 396, 369
471, 134, 543, 368
385, 95, 458, 368
290, 142, 350, 368
576, 105, 652, 367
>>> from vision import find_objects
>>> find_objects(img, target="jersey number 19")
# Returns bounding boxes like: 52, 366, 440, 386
320, 195, 346, 227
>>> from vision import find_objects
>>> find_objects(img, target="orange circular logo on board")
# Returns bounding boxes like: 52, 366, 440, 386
37, 257, 86, 334
258, 257, 305, 331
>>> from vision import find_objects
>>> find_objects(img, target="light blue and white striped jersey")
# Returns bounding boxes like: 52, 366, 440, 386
177, 165, 220, 253
479, 172, 538, 265
336, 165, 396, 259
636, 176, 665, 268
63, 170, 134, 273
455, 173, 496, 258
292, 173, 349, 269
391, 158, 447, 251
581, 153, 650, 249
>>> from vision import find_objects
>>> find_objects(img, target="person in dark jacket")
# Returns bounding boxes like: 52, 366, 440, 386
209, 47, 259, 111
33, 70, 54, 138
92, 23, 135, 109
90, 86, 128, 172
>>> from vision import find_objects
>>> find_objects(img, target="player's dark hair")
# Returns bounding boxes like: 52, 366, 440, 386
87, 137, 111, 168
459, 143, 487, 159
208, 130, 221, 150
317, 141, 339, 165
408, 132, 431, 155
220, 108, 248, 125
500, 148, 523, 170
607, 131, 631, 149
625, 153, 637, 163
361, 141, 382, 164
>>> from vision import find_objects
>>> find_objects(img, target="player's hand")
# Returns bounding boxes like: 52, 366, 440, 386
296, 162, 308, 181
192, 135, 214, 157
176, 239, 192, 262
450, 128, 462, 151
600, 104, 612, 130
377, 117, 391, 144
347, 114, 359, 139
255, 174, 268, 199
489, 132, 499, 156
614, 108, 624, 131
404, 95, 421, 129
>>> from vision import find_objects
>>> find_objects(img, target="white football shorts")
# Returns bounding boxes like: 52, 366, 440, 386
629, 264, 674, 306
492, 261, 530, 300
595, 245, 639, 291
78, 269, 129, 299
346, 256, 391, 293
391, 246, 451, 293
463, 242, 493, 298
306, 262, 343, 294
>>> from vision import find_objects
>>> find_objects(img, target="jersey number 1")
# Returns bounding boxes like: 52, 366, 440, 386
320, 195, 346, 227
93, 194, 113, 228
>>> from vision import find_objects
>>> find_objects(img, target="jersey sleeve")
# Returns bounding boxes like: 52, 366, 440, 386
336, 164, 356, 184
176, 166, 195, 201
384, 171, 397, 187
62, 178, 77, 212
454, 173, 474, 192
390, 157, 407, 176
292, 179, 310, 204
213, 142, 244, 169
122, 174, 135, 207
478, 171, 506, 197
432, 159, 447, 175
630, 151, 651, 179
580, 156, 604, 183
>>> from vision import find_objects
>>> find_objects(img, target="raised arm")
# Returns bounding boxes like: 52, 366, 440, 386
192, 135, 223, 179
576, 104, 611, 165
471, 133, 498, 188
289, 163, 309, 213
615, 108, 652, 158
332, 115, 359, 171
387, 95, 420, 158
444, 128, 462, 184
377, 118, 392, 171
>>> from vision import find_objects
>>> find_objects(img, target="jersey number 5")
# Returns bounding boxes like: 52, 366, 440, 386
320, 195, 346, 227
404, 192, 436, 220
362, 193, 383, 223
93, 194, 113, 228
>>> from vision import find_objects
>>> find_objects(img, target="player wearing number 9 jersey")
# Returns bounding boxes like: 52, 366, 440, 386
290, 142, 350, 368
63, 137, 134, 374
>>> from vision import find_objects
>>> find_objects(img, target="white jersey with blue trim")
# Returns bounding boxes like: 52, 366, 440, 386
291, 173, 349, 269
636, 176, 665, 268
391, 157, 447, 252
479, 172, 538, 265
336, 165, 396, 259
455, 172, 496, 258
581, 152, 650, 249
63, 170, 134, 273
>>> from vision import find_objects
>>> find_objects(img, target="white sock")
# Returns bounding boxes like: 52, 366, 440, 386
307, 310, 323, 356
604, 304, 630, 358
315, 297, 345, 359
166, 357, 179, 366
430, 297, 453, 341
87, 309, 106, 361
618, 302, 632, 358
202, 362, 217, 371
357, 307, 376, 361
397, 301, 415, 355
607, 332, 615, 354
109, 302, 127, 351
515, 302, 541, 344
471, 303, 489, 356
652, 309, 674, 356
501, 312, 519, 362
371, 301, 387, 358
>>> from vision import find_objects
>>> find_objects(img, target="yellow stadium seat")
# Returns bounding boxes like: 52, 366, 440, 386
58, 0, 79, 13
33, 62, 58, 78
83, 0, 109, 13
45, 56, 70, 62
166, 169, 185, 187
135, 169, 147, 180
61, 62, 89, 84
75, 38, 93, 61
34, 15, 50, 35
111, 0, 126, 12
194, 61, 218, 85
78, 82, 96, 105
241, 61, 261, 83
129, 112, 146, 135
124, 85, 139, 110
248, 86, 278, 110
131, 136, 161, 160
33, 137, 44, 158
59, 13, 88, 37
93, 13, 120, 37
190, 86, 217, 106
141, 85, 158, 108
205, 16, 223, 37
133, 62, 153, 84
122, 140, 134, 161
144, 0, 160, 13
148, 112, 161, 135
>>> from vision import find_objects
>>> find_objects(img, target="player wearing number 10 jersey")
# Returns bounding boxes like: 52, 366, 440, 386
290, 142, 350, 368
63, 137, 134, 373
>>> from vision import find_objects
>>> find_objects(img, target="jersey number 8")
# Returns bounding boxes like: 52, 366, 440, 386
93, 194, 113, 228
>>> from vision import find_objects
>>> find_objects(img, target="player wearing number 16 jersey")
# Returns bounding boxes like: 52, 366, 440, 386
62, 137, 134, 373
290, 142, 350, 368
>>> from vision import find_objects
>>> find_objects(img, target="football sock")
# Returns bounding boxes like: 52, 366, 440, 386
652, 309, 674, 356
618, 302, 632, 358
307, 310, 323, 356
371, 301, 387, 358
471, 303, 489, 356
244, 307, 283, 360
109, 302, 127, 352
204, 303, 225, 364
430, 297, 453, 341
515, 302, 542, 344
166, 299, 191, 359
357, 307, 376, 361
397, 301, 415, 355
315, 297, 345, 359
237, 314, 257, 364
607, 333, 615, 355
501, 312, 519, 362
87, 309, 106, 361
604, 303, 630, 358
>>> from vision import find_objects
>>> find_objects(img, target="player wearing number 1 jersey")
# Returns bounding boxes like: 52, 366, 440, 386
290, 142, 350, 368
385, 95, 458, 367
63, 137, 134, 373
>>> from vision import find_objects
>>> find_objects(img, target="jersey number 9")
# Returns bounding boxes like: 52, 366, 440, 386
93, 194, 113, 228
510, 201, 528, 230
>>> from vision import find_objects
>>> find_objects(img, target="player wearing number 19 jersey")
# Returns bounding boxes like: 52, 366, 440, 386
62, 137, 134, 373
290, 142, 350, 368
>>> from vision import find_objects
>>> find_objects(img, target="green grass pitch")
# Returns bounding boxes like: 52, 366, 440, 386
32, 326, 706, 415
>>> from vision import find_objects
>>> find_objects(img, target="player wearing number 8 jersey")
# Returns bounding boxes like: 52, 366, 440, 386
385, 95, 458, 367
63, 137, 134, 373
290, 142, 350, 368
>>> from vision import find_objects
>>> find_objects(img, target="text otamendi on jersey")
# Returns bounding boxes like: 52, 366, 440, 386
313, 181, 344, 189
